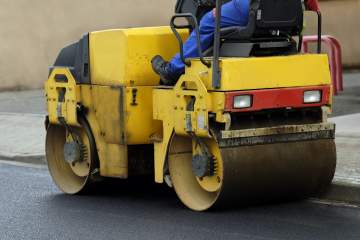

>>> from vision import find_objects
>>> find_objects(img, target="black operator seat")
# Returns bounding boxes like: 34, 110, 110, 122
219, 0, 304, 57
174, 0, 304, 57
175, 0, 231, 22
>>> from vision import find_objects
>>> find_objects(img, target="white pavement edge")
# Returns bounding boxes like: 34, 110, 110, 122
331, 113, 360, 138
0, 112, 46, 164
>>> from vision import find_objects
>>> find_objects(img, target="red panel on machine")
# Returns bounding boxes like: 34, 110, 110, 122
224, 86, 331, 112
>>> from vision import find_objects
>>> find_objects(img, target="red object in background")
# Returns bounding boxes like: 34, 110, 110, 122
224, 86, 331, 113
306, 0, 320, 12
302, 35, 343, 95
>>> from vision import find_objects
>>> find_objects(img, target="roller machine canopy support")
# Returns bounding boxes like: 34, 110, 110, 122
44, 0, 336, 211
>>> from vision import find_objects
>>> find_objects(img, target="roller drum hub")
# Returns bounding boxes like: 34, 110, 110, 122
192, 154, 210, 178
63, 142, 82, 164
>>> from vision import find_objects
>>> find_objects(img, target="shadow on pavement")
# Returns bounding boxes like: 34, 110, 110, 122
46, 175, 318, 214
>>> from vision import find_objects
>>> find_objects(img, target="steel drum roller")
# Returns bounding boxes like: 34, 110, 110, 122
169, 135, 336, 211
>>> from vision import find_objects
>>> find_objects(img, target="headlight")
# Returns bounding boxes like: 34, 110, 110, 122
234, 95, 252, 109
304, 90, 321, 103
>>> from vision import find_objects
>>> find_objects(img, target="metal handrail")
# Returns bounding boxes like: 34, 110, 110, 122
170, 13, 211, 68
212, 0, 222, 89
302, 35, 343, 95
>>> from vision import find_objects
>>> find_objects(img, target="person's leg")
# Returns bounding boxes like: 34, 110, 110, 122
168, 11, 216, 77
152, 0, 249, 85
169, 0, 249, 76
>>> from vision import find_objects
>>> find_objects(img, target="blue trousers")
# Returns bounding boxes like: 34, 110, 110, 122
169, 0, 249, 76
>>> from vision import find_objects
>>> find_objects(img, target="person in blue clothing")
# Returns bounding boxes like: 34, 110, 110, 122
151, 0, 250, 85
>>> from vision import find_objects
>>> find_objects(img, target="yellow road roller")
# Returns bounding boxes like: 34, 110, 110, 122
45, 0, 336, 211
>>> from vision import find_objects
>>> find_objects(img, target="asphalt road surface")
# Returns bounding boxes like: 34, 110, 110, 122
0, 162, 359, 240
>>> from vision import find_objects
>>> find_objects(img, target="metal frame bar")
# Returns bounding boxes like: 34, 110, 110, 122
212, 0, 222, 89
316, 11, 322, 53
170, 13, 211, 68
302, 35, 343, 95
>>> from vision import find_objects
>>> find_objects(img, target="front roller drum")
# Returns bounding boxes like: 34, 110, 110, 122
46, 115, 99, 194
168, 135, 336, 211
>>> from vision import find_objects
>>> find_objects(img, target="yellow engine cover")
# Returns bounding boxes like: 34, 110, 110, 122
187, 54, 332, 91
89, 26, 188, 86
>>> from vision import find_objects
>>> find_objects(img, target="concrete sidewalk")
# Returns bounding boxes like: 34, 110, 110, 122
0, 113, 45, 164
332, 113, 360, 138
317, 114, 360, 205
332, 114, 360, 186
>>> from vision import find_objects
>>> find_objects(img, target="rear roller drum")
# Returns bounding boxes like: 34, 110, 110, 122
46, 115, 98, 194
168, 135, 336, 211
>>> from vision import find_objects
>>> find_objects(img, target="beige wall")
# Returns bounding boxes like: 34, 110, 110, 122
0, 0, 359, 90
305, 0, 360, 67
0, 0, 176, 90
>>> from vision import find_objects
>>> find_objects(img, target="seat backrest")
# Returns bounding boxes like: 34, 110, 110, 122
174, 0, 303, 57
222, 0, 303, 41
255, 0, 303, 37
175, 0, 303, 40
175, 0, 231, 21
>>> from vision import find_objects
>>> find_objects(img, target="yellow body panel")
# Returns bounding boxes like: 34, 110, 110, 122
45, 68, 80, 126
125, 86, 162, 144
153, 88, 175, 183
79, 85, 128, 178
188, 54, 332, 91
153, 77, 227, 183
90, 86, 125, 144
89, 27, 188, 86
83, 85, 162, 177
173, 73, 210, 138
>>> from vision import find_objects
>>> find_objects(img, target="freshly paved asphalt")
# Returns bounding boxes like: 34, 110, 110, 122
0, 162, 360, 240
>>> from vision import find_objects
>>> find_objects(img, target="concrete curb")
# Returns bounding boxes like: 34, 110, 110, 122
318, 181, 360, 206
0, 112, 45, 165
331, 114, 360, 138
336, 134, 360, 139
0, 154, 46, 165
